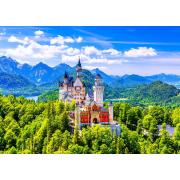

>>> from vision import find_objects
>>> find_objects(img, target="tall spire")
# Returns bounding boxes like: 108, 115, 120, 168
64, 71, 68, 79
76, 56, 82, 77
77, 56, 81, 68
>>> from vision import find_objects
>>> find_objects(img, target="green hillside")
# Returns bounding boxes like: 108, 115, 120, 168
121, 81, 180, 106
0, 72, 34, 89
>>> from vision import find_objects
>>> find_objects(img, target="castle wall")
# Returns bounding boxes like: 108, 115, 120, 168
99, 112, 109, 123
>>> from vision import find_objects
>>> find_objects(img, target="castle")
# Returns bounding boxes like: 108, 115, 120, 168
59, 58, 114, 128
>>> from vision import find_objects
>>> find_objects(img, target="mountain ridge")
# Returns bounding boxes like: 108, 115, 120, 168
0, 56, 179, 97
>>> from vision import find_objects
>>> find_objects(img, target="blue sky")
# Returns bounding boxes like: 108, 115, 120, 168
0, 26, 180, 75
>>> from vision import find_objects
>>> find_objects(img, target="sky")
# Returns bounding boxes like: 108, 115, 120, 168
0, 26, 180, 75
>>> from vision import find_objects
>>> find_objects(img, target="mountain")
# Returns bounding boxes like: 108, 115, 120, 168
17, 63, 32, 76
0, 55, 180, 96
121, 81, 180, 105
91, 69, 153, 88
0, 56, 75, 85
52, 63, 75, 82
146, 73, 180, 82
0, 72, 34, 89
91, 68, 115, 85
0, 56, 19, 74
29, 62, 53, 84
112, 74, 152, 88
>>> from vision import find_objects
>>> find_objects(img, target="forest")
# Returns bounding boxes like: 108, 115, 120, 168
0, 94, 179, 154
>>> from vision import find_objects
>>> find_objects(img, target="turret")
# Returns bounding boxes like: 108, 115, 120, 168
76, 57, 82, 77
93, 73, 104, 107
63, 71, 68, 84
85, 93, 91, 105
59, 71, 69, 101
94, 74, 103, 86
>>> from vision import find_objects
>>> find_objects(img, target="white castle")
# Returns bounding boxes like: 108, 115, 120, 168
59, 58, 104, 107
59, 58, 114, 127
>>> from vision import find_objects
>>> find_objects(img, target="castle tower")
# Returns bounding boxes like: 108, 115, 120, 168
93, 74, 104, 107
76, 57, 82, 77
63, 71, 69, 90
59, 71, 68, 100
59, 71, 75, 102
63, 71, 68, 83
85, 93, 91, 106
109, 101, 114, 124
73, 57, 86, 106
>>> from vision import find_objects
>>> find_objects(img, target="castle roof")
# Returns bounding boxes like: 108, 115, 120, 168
76, 57, 82, 68
96, 73, 102, 79
67, 77, 74, 86
109, 101, 113, 106
88, 91, 94, 99
60, 72, 74, 87
100, 107, 108, 112
64, 71, 68, 78
74, 76, 84, 87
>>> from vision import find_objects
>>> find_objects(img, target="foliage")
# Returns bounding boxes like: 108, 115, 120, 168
172, 108, 180, 126
0, 95, 179, 154
121, 81, 180, 107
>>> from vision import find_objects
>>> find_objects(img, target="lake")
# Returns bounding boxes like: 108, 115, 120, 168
158, 124, 174, 135
25, 96, 39, 102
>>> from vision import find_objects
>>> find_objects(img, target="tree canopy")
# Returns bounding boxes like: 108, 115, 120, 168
0, 95, 179, 154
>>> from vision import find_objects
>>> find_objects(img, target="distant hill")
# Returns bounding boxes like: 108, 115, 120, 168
146, 73, 180, 83
112, 74, 151, 88
91, 68, 115, 85
121, 81, 180, 105
0, 72, 34, 89
146, 73, 180, 88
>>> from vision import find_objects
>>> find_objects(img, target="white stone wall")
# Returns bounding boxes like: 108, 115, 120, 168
93, 85, 104, 107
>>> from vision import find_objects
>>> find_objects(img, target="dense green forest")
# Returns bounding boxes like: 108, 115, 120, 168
0, 95, 179, 154
121, 81, 180, 106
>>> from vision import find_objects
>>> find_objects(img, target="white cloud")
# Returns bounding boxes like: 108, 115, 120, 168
61, 54, 122, 65
61, 54, 89, 63
50, 35, 64, 45
102, 48, 121, 56
34, 30, 44, 36
8, 35, 32, 45
83, 46, 101, 56
75, 37, 83, 43
50, 35, 75, 45
3, 41, 67, 63
86, 58, 122, 65
124, 47, 157, 57
51, 35, 83, 45
2, 34, 126, 67
66, 47, 80, 56
83, 65, 107, 70
65, 37, 74, 43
